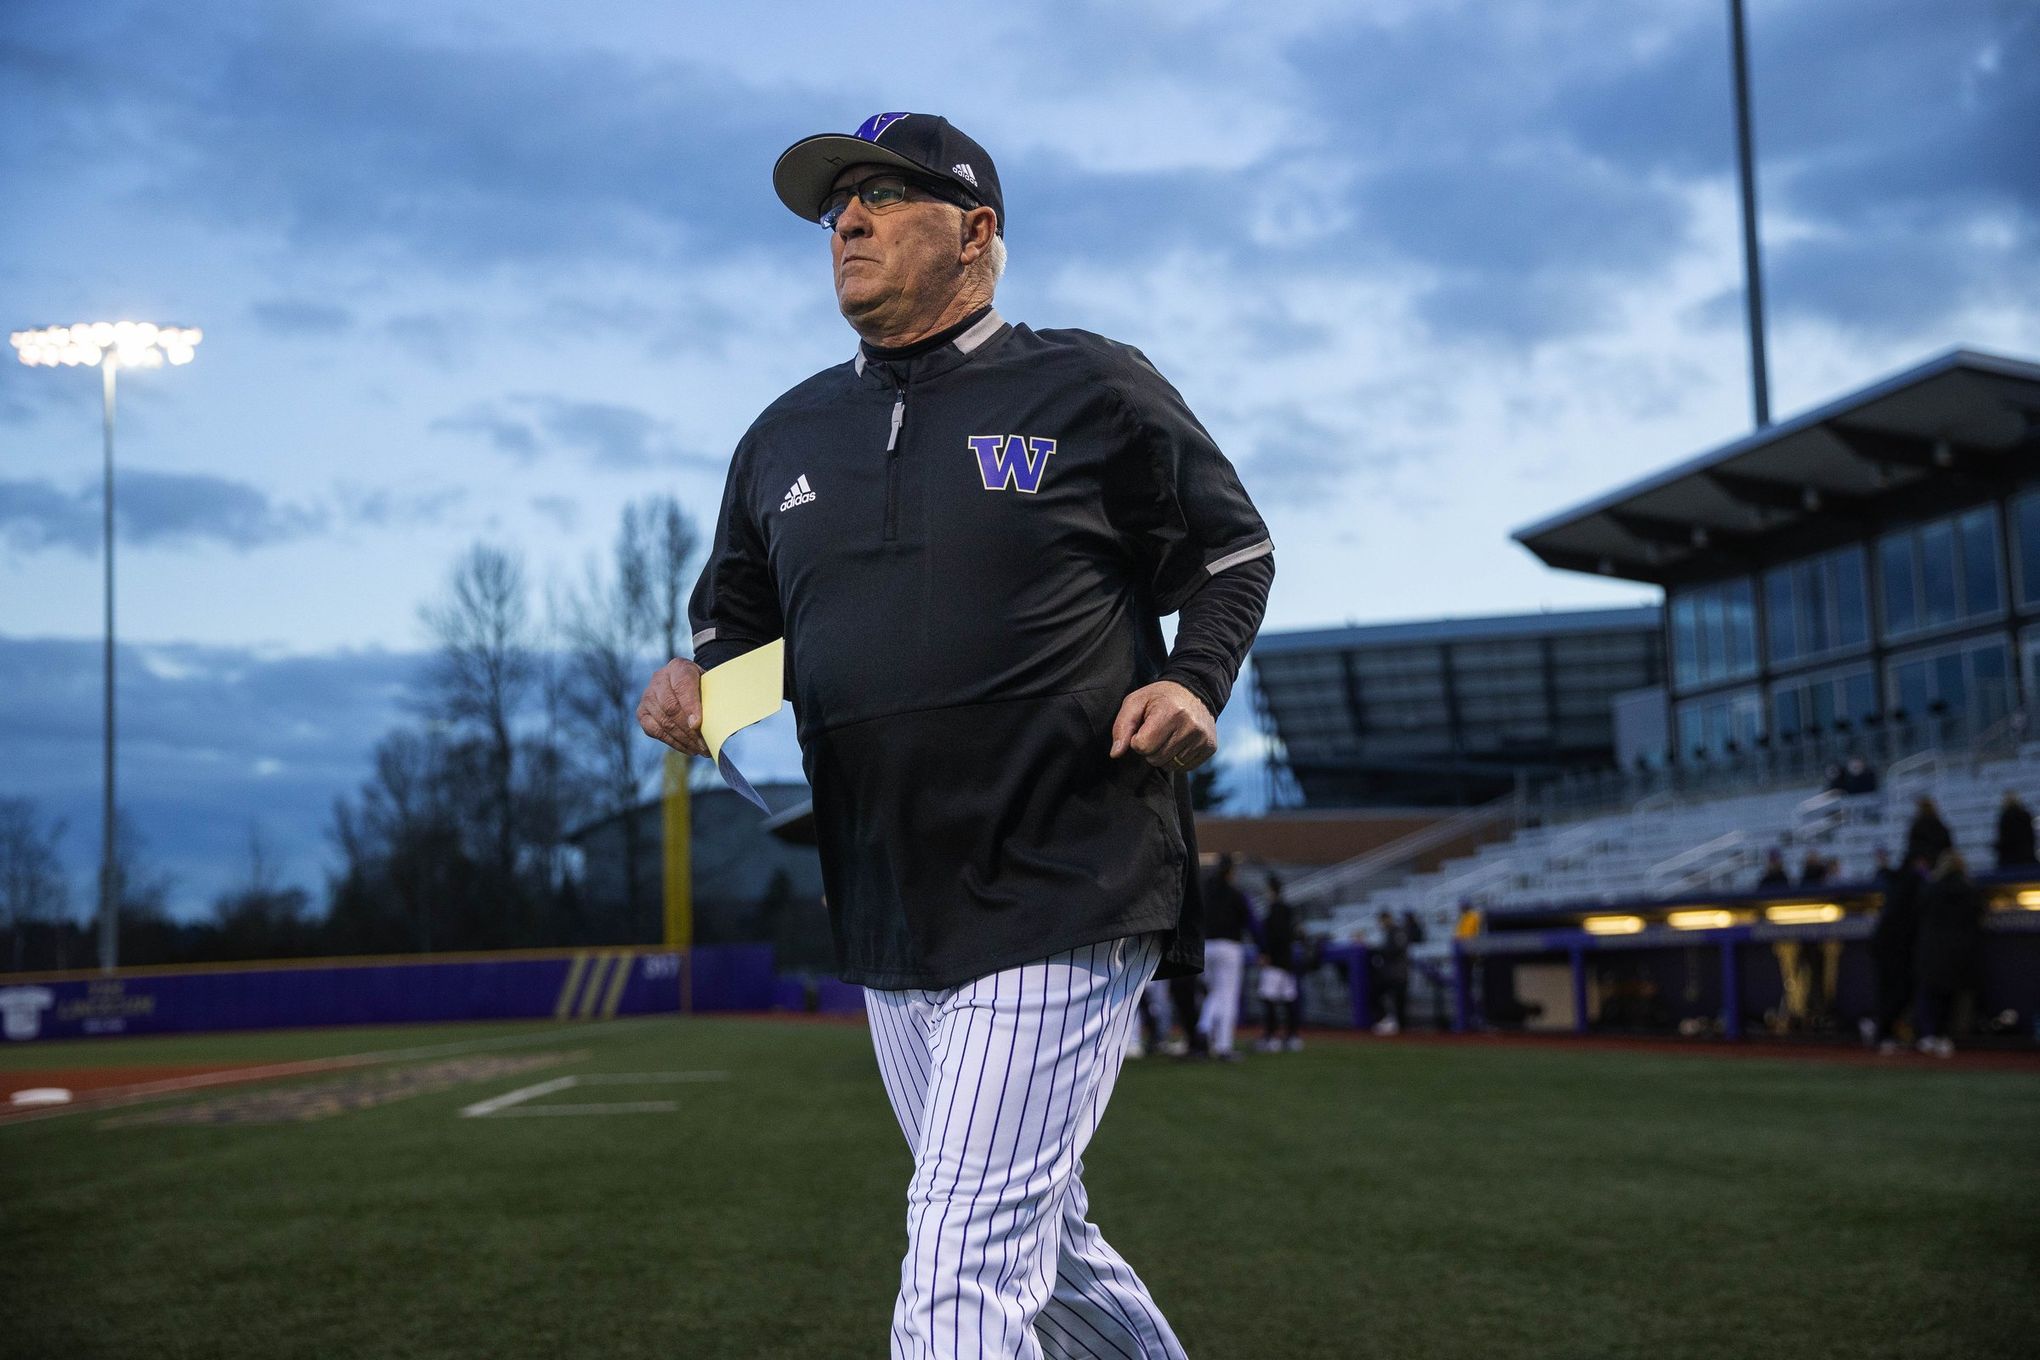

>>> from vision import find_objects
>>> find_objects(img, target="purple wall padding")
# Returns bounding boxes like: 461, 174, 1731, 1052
0, 944, 782, 1043
814, 979, 867, 1014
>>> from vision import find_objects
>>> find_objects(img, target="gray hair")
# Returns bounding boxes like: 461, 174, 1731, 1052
966, 231, 1007, 296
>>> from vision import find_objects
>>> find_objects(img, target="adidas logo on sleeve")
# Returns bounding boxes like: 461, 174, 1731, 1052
779, 474, 816, 511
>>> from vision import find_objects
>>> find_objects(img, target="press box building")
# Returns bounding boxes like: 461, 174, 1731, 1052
1514, 350, 2040, 761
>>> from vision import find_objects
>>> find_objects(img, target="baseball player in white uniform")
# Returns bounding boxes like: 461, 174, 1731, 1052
639, 111, 1273, 1357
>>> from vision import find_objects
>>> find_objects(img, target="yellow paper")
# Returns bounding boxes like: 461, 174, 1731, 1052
701, 638, 785, 758
700, 639, 785, 813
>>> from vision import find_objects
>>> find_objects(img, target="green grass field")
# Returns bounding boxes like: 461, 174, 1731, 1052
5, 1018, 2037, 1359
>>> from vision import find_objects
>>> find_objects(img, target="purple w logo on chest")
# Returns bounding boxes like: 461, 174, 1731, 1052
967, 434, 1057, 494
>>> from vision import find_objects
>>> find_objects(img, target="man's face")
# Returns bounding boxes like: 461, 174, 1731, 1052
827, 162, 969, 331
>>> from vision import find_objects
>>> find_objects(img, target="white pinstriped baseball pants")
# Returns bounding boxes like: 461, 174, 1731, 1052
864, 934, 1188, 1360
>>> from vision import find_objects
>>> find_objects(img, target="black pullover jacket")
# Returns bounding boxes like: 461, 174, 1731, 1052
688, 307, 1274, 989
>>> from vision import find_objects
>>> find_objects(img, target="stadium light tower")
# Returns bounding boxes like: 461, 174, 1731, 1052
10, 321, 203, 971
1728, 0, 1771, 428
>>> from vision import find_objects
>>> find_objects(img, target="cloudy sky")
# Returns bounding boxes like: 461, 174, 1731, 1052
3, 0, 2034, 913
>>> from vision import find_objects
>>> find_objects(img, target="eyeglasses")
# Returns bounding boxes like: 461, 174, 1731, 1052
818, 172, 975, 230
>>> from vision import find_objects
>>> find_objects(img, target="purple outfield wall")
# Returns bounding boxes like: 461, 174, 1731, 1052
0, 944, 778, 1044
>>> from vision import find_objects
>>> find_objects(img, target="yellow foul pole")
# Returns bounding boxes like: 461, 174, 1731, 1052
662, 749, 692, 1013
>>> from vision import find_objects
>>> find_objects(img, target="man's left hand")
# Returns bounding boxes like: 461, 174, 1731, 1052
1109, 681, 1217, 771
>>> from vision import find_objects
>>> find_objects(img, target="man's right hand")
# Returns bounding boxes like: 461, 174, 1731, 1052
637, 658, 709, 758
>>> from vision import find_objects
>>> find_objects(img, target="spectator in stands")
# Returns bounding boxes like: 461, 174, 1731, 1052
1915, 849, 1985, 1058
1454, 899, 1483, 938
1198, 853, 1253, 1061
1865, 847, 1923, 1055
1798, 850, 1832, 887
1255, 874, 1302, 1053
1993, 790, 2036, 870
1453, 900, 1485, 1022
1758, 847, 1791, 889
1905, 797, 1954, 868
1372, 909, 1411, 1036
1840, 756, 1879, 796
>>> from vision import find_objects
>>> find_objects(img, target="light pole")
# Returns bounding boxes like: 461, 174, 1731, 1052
1728, 0, 1771, 428
10, 321, 202, 971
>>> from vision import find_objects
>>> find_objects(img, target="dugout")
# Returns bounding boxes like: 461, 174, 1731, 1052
1447, 877, 2040, 1042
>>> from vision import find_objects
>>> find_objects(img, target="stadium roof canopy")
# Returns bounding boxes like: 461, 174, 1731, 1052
1513, 348, 2040, 587
1254, 605, 1660, 656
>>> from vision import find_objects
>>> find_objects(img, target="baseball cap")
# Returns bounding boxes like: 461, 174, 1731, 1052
773, 113, 1005, 236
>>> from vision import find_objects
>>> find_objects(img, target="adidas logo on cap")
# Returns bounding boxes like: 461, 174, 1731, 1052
779, 474, 816, 511
951, 162, 978, 188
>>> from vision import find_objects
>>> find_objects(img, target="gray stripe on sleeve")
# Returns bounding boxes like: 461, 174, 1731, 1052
1204, 537, 1273, 576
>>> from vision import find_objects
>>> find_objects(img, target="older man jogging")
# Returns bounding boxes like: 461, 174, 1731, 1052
639, 111, 1273, 1358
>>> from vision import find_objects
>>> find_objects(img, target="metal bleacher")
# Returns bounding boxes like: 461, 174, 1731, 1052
1297, 740, 2040, 1026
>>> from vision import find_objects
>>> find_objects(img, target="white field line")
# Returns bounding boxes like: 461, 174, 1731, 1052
483, 1101, 681, 1117
363, 1016, 667, 1065
460, 1070, 728, 1118
0, 1019, 665, 1128
460, 1076, 580, 1118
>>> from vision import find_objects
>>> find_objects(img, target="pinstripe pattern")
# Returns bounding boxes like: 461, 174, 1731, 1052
864, 934, 1186, 1359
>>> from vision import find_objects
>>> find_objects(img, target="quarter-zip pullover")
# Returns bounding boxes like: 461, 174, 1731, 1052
688, 309, 1273, 989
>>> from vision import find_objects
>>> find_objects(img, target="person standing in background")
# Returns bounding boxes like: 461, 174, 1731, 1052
1865, 847, 1923, 1055
1165, 969, 1206, 1059
1757, 847, 1791, 888
1993, 790, 2036, 870
1199, 854, 1253, 1060
1372, 908, 1411, 1036
1905, 797, 1954, 868
1256, 873, 1302, 1052
1130, 977, 1174, 1059
1916, 849, 1985, 1058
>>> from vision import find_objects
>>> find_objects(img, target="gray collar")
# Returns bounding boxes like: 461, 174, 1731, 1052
854, 308, 1007, 377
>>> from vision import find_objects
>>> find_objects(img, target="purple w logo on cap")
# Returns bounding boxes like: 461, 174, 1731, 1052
855, 112, 910, 141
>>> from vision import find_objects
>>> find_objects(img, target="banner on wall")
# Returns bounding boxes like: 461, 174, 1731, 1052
0, 944, 778, 1043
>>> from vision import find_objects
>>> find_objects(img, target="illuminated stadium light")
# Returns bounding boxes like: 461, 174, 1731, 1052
13, 317, 202, 973
10, 321, 202, 370
1582, 914, 1646, 935
1666, 909, 1737, 931
2015, 890, 2040, 910
1765, 902, 1843, 926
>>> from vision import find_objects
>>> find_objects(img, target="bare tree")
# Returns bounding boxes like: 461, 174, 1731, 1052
208, 821, 313, 960
420, 544, 533, 882
111, 813, 180, 965
526, 585, 580, 904
619, 495, 698, 662
330, 727, 464, 952
242, 821, 279, 898
563, 557, 655, 928
0, 798, 69, 972
557, 499, 700, 934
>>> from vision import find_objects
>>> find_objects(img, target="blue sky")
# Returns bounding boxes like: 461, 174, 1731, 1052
3, 0, 2035, 913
